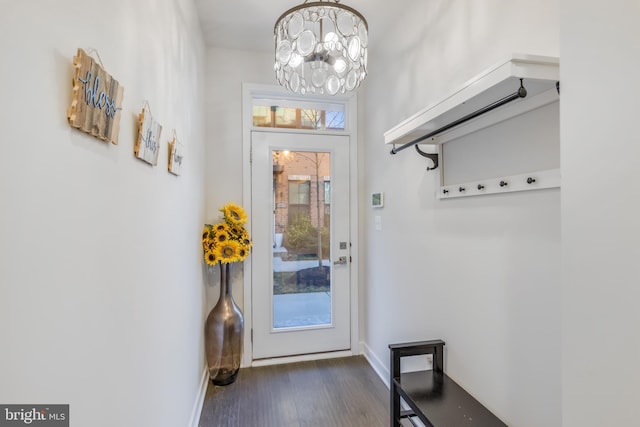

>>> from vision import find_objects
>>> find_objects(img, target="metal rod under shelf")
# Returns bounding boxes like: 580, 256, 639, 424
390, 79, 528, 155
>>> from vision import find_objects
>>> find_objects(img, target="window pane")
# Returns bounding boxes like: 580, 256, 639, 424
324, 181, 331, 203
275, 107, 299, 128
325, 111, 345, 130
323, 181, 330, 228
289, 180, 310, 205
252, 99, 346, 131
252, 106, 272, 127
300, 109, 321, 129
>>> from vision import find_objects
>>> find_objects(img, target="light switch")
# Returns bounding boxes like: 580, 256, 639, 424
374, 215, 382, 231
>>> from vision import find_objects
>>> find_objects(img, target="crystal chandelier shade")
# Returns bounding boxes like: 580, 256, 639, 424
274, 0, 368, 96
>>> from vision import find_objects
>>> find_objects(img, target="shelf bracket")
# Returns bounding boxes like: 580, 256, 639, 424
415, 145, 438, 171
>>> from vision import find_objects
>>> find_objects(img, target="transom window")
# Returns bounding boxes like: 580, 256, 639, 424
253, 98, 345, 131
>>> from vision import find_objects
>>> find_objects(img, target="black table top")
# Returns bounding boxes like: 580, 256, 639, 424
395, 370, 507, 427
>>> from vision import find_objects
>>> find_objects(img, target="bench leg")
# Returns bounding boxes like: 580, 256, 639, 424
390, 347, 402, 426
390, 381, 401, 426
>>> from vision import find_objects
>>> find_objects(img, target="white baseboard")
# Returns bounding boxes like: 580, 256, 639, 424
188, 367, 209, 427
251, 350, 353, 367
362, 342, 390, 389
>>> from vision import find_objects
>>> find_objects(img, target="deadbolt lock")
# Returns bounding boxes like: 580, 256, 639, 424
333, 256, 348, 265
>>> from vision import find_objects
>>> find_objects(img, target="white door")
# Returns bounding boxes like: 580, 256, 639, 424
251, 131, 350, 359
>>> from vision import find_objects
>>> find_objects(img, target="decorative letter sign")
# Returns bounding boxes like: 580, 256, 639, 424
168, 132, 184, 176
67, 48, 124, 144
134, 104, 162, 165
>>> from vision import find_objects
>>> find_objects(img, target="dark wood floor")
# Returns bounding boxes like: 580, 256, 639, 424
199, 356, 389, 427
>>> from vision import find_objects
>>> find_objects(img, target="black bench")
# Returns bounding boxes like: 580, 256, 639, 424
389, 339, 507, 427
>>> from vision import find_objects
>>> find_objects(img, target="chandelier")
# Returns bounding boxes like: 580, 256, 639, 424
274, 0, 368, 96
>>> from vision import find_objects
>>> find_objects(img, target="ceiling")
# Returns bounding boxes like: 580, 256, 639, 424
193, 0, 394, 52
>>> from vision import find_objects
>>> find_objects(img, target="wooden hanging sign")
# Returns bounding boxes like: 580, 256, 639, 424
134, 104, 162, 165
67, 48, 124, 144
168, 132, 184, 176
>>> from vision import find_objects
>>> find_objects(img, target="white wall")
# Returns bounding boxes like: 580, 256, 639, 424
203, 47, 274, 309
360, 1, 560, 426
0, 1, 206, 426
561, 1, 640, 425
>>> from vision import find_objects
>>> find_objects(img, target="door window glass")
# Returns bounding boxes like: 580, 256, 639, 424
273, 150, 332, 328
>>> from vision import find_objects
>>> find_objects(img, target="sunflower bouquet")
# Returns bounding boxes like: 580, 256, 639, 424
202, 202, 252, 265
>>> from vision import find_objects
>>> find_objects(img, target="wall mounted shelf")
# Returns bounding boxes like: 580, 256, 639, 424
385, 54, 560, 199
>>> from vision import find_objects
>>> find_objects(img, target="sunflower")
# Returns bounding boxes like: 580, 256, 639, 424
204, 250, 219, 266
221, 202, 248, 226
205, 239, 217, 252
216, 240, 242, 263
202, 203, 252, 266
238, 229, 252, 247
216, 230, 229, 243
202, 225, 213, 241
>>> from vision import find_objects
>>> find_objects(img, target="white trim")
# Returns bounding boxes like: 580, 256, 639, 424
243, 83, 353, 109
188, 367, 209, 427
242, 84, 254, 368
253, 97, 346, 112
244, 126, 350, 137
347, 92, 360, 362
242, 83, 359, 367
362, 342, 390, 389
288, 174, 311, 181
251, 350, 354, 367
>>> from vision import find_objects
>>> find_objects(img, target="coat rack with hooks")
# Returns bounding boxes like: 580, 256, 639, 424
439, 169, 560, 199
384, 54, 560, 198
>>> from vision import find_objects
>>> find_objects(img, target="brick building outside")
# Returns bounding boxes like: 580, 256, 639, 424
273, 150, 331, 258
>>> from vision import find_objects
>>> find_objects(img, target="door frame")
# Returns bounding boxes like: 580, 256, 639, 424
241, 83, 360, 367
